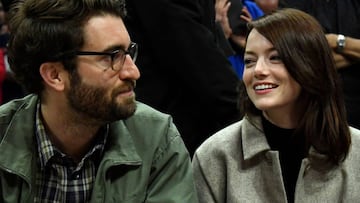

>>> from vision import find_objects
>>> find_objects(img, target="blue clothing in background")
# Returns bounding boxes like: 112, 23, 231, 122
228, 0, 263, 79
244, 0, 264, 18
228, 54, 244, 78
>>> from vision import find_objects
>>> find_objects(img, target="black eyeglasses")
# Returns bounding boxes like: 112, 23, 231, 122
75, 42, 138, 71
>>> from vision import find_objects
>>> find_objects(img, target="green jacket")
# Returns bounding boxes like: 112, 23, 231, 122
0, 94, 198, 203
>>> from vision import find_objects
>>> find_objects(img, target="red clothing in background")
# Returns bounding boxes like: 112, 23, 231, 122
0, 49, 5, 104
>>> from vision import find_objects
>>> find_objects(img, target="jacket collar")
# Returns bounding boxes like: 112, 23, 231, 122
241, 115, 270, 160
240, 115, 333, 172
0, 94, 142, 183
0, 94, 39, 185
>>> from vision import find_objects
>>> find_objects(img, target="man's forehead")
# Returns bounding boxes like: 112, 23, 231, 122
82, 15, 130, 50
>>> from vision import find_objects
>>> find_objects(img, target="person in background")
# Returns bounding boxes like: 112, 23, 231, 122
124, 0, 241, 156
254, 0, 287, 14
287, 0, 360, 129
0, 48, 4, 104
0, 0, 10, 11
216, 0, 263, 78
0, 2, 8, 48
0, 0, 198, 202
0, 0, 26, 104
0, 2, 6, 104
193, 8, 360, 202
254, 0, 278, 14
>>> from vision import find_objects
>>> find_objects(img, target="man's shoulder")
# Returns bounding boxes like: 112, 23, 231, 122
114, 102, 185, 161
131, 101, 171, 121
121, 101, 176, 139
0, 94, 36, 121
0, 94, 37, 139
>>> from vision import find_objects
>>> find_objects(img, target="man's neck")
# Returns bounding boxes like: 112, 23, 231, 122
40, 101, 102, 163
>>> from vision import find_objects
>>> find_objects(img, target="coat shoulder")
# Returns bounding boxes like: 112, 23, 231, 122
132, 102, 171, 121
194, 120, 243, 158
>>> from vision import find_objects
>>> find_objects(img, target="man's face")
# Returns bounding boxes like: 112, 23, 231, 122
66, 15, 140, 123
67, 69, 137, 123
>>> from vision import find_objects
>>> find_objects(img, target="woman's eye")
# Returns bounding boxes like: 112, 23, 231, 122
244, 58, 256, 67
270, 55, 282, 61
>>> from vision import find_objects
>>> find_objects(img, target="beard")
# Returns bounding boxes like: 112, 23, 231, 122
67, 70, 137, 123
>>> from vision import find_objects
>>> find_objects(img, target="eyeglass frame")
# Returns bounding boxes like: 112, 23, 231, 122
55, 42, 138, 71
78, 41, 138, 71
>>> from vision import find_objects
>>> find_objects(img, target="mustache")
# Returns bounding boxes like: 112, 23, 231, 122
112, 80, 136, 95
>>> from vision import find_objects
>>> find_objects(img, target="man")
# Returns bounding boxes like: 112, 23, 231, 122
125, 0, 241, 155
0, 0, 198, 202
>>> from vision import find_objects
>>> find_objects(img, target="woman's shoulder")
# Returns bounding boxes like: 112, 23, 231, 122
350, 126, 360, 143
345, 126, 360, 162
194, 120, 244, 157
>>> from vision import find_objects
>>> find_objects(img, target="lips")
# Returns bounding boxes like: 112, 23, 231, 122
116, 87, 134, 97
254, 83, 278, 90
112, 82, 136, 98
115, 81, 136, 94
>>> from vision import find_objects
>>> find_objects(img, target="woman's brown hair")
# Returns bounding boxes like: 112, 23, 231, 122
240, 8, 351, 164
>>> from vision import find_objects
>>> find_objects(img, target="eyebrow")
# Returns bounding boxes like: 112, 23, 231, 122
88, 42, 129, 53
101, 44, 126, 52
244, 47, 277, 55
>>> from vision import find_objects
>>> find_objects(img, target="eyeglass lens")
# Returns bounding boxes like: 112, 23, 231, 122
112, 43, 138, 71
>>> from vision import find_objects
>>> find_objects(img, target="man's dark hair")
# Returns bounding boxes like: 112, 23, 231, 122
7, 0, 126, 94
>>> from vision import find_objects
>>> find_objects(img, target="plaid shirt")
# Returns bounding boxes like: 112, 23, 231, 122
34, 102, 108, 203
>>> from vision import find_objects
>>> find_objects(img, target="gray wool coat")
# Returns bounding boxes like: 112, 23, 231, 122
192, 116, 360, 203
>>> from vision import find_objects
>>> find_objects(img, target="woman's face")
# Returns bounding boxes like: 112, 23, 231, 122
243, 29, 302, 121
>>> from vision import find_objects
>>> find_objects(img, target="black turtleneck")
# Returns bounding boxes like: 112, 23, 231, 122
262, 116, 305, 203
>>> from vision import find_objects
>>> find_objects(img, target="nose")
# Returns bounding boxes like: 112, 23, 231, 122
118, 55, 140, 80
253, 58, 269, 78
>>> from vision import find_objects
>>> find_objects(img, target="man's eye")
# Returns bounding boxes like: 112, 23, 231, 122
103, 56, 112, 63
96, 55, 112, 68
112, 52, 123, 62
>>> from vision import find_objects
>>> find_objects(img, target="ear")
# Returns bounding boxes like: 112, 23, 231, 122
39, 62, 67, 91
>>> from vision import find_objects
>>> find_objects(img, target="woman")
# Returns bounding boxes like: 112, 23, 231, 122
192, 8, 360, 202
